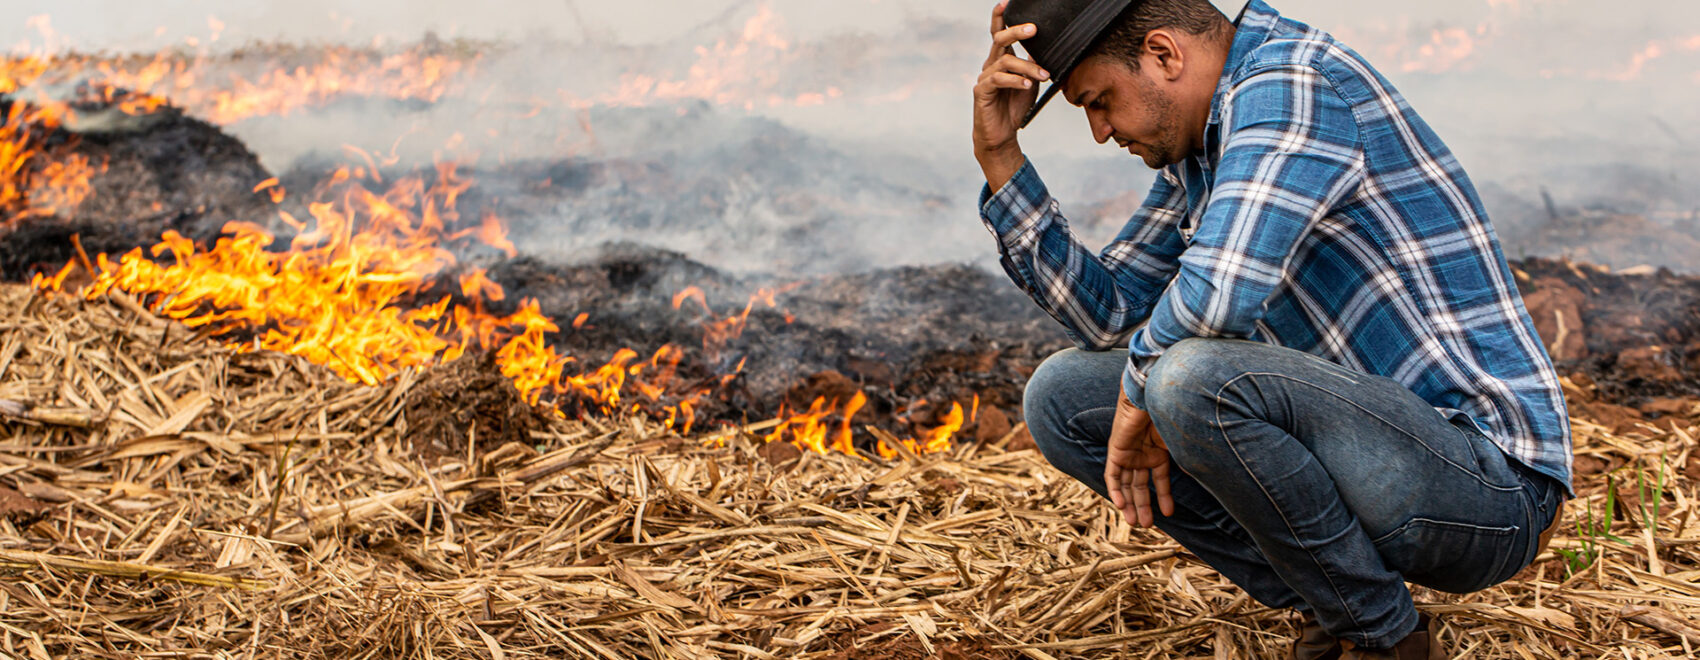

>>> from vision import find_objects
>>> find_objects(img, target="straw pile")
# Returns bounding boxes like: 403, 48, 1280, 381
1, 283, 1698, 659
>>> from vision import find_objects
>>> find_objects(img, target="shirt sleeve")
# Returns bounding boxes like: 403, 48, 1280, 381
979, 159, 1190, 351
1123, 64, 1366, 407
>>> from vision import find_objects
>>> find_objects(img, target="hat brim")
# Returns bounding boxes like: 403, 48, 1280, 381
1020, 78, 1068, 129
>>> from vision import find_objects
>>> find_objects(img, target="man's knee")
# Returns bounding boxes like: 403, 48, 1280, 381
1144, 338, 1244, 419
1023, 348, 1095, 449
1145, 338, 1249, 470
1023, 348, 1123, 496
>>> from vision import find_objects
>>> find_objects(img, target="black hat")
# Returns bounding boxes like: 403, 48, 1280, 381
1004, 0, 1139, 127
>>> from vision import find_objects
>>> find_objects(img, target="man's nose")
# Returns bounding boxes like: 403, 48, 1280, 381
1089, 113, 1111, 144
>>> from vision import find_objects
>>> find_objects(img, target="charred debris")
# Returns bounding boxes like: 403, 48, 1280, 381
3, 92, 1698, 449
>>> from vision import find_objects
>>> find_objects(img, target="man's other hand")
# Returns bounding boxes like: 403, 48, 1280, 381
973, 1, 1046, 190
1105, 394, 1174, 528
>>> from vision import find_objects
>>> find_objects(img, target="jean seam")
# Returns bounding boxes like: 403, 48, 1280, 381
1369, 517, 1516, 545
1061, 406, 1116, 459
1228, 371, 1522, 493
1212, 372, 1367, 639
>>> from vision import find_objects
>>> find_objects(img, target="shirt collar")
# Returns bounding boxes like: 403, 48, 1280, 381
1208, 0, 1282, 129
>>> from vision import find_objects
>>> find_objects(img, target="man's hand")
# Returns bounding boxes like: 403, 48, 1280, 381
1105, 394, 1174, 528
974, 1, 1049, 191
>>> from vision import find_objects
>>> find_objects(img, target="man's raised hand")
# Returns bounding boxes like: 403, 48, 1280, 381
973, 1, 1048, 190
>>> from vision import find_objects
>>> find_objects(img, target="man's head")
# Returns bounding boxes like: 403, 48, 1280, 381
1061, 0, 1233, 168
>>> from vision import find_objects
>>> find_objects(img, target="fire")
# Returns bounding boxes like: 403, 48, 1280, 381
41, 151, 738, 437
11, 6, 973, 460
79, 160, 510, 385
585, 5, 836, 111
757, 392, 974, 460
0, 98, 104, 229
1398, 27, 1478, 74
1602, 35, 1700, 82
877, 401, 968, 460
7, 3, 845, 136
765, 392, 866, 457
672, 283, 797, 363
3, 45, 477, 127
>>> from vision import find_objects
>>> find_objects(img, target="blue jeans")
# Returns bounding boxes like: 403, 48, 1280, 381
1025, 339, 1564, 648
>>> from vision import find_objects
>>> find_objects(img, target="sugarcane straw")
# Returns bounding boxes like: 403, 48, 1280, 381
0, 399, 104, 428
0, 548, 268, 591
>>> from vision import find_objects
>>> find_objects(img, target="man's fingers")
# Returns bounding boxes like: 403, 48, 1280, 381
993, 53, 1049, 82
990, 1, 1007, 35
1153, 461, 1174, 518
978, 71, 1037, 94
1130, 469, 1152, 528
985, 23, 1037, 66
1104, 461, 1124, 509
1122, 469, 1140, 522
992, 24, 1036, 51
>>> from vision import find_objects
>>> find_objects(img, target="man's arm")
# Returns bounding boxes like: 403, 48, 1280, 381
1122, 64, 1366, 406
980, 163, 1190, 349
970, 3, 1187, 346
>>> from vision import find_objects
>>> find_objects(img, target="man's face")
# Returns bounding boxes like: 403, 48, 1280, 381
1064, 54, 1188, 170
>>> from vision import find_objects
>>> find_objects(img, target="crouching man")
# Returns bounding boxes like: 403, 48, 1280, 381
971, 1, 1572, 657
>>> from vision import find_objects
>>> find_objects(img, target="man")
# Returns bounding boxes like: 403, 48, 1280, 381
971, 0, 1572, 657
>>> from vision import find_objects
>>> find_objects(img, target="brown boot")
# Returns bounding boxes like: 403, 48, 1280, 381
1340, 614, 1442, 660
1290, 613, 1343, 660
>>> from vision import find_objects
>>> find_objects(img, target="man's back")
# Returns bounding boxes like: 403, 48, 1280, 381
1176, 1, 1575, 489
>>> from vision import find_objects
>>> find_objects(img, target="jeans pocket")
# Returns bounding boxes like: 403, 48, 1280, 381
1452, 420, 1523, 491
1371, 517, 1519, 594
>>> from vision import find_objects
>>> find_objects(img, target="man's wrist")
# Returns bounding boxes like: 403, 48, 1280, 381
1121, 362, 1147, 410
975, 145, 1026, 192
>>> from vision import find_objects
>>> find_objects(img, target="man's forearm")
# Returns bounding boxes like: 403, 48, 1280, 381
976, 145, 1027, 193
980, 162, 1193, 353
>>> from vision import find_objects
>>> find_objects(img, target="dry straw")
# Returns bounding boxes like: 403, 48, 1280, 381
0, 283, 1696, 658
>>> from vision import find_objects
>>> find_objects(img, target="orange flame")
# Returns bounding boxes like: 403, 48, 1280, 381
33, 146, 776, 440
1, 98, 105, 229
877, 402, 966, 460
4, 44, 476, 126
765, 392, 867, 458
6, 6, 843, 132
671, 283, 798, 363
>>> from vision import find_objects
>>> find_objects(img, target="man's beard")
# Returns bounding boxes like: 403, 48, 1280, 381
1137, 79, 1185, 169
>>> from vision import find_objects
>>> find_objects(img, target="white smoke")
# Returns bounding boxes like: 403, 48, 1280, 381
5, 0, 1698, 272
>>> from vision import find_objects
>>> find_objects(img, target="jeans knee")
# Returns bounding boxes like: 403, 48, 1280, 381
1023, 349, 1089, 454
1146, 338, 1243, 469
1144, 338, 1234, 421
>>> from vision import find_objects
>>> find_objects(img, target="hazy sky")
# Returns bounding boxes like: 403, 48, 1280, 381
9, 0, 1695, 175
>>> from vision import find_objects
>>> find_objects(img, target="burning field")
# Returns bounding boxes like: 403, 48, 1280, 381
3, 9, 1700, 660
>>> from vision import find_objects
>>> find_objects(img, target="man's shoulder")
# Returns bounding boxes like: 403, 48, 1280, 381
1229, 16, 1390, 109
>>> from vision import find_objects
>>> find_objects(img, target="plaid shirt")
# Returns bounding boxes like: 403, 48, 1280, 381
980, 0, 1572, 490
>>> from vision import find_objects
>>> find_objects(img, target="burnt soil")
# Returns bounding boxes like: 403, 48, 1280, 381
0, 95, 273, 279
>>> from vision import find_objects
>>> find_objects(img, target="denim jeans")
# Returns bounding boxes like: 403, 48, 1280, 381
1024, 338, 1565, 648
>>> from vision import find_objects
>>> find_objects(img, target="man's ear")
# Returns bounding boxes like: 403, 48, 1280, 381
1143, 30, 1185, 81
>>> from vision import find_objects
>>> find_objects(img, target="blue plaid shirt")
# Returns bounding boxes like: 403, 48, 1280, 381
980, 0, 1572, 490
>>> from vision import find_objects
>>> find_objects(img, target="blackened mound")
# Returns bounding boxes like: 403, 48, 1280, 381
0, 99, 273, 279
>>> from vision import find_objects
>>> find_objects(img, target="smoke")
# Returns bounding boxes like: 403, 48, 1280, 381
5, 0, 1699, 273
